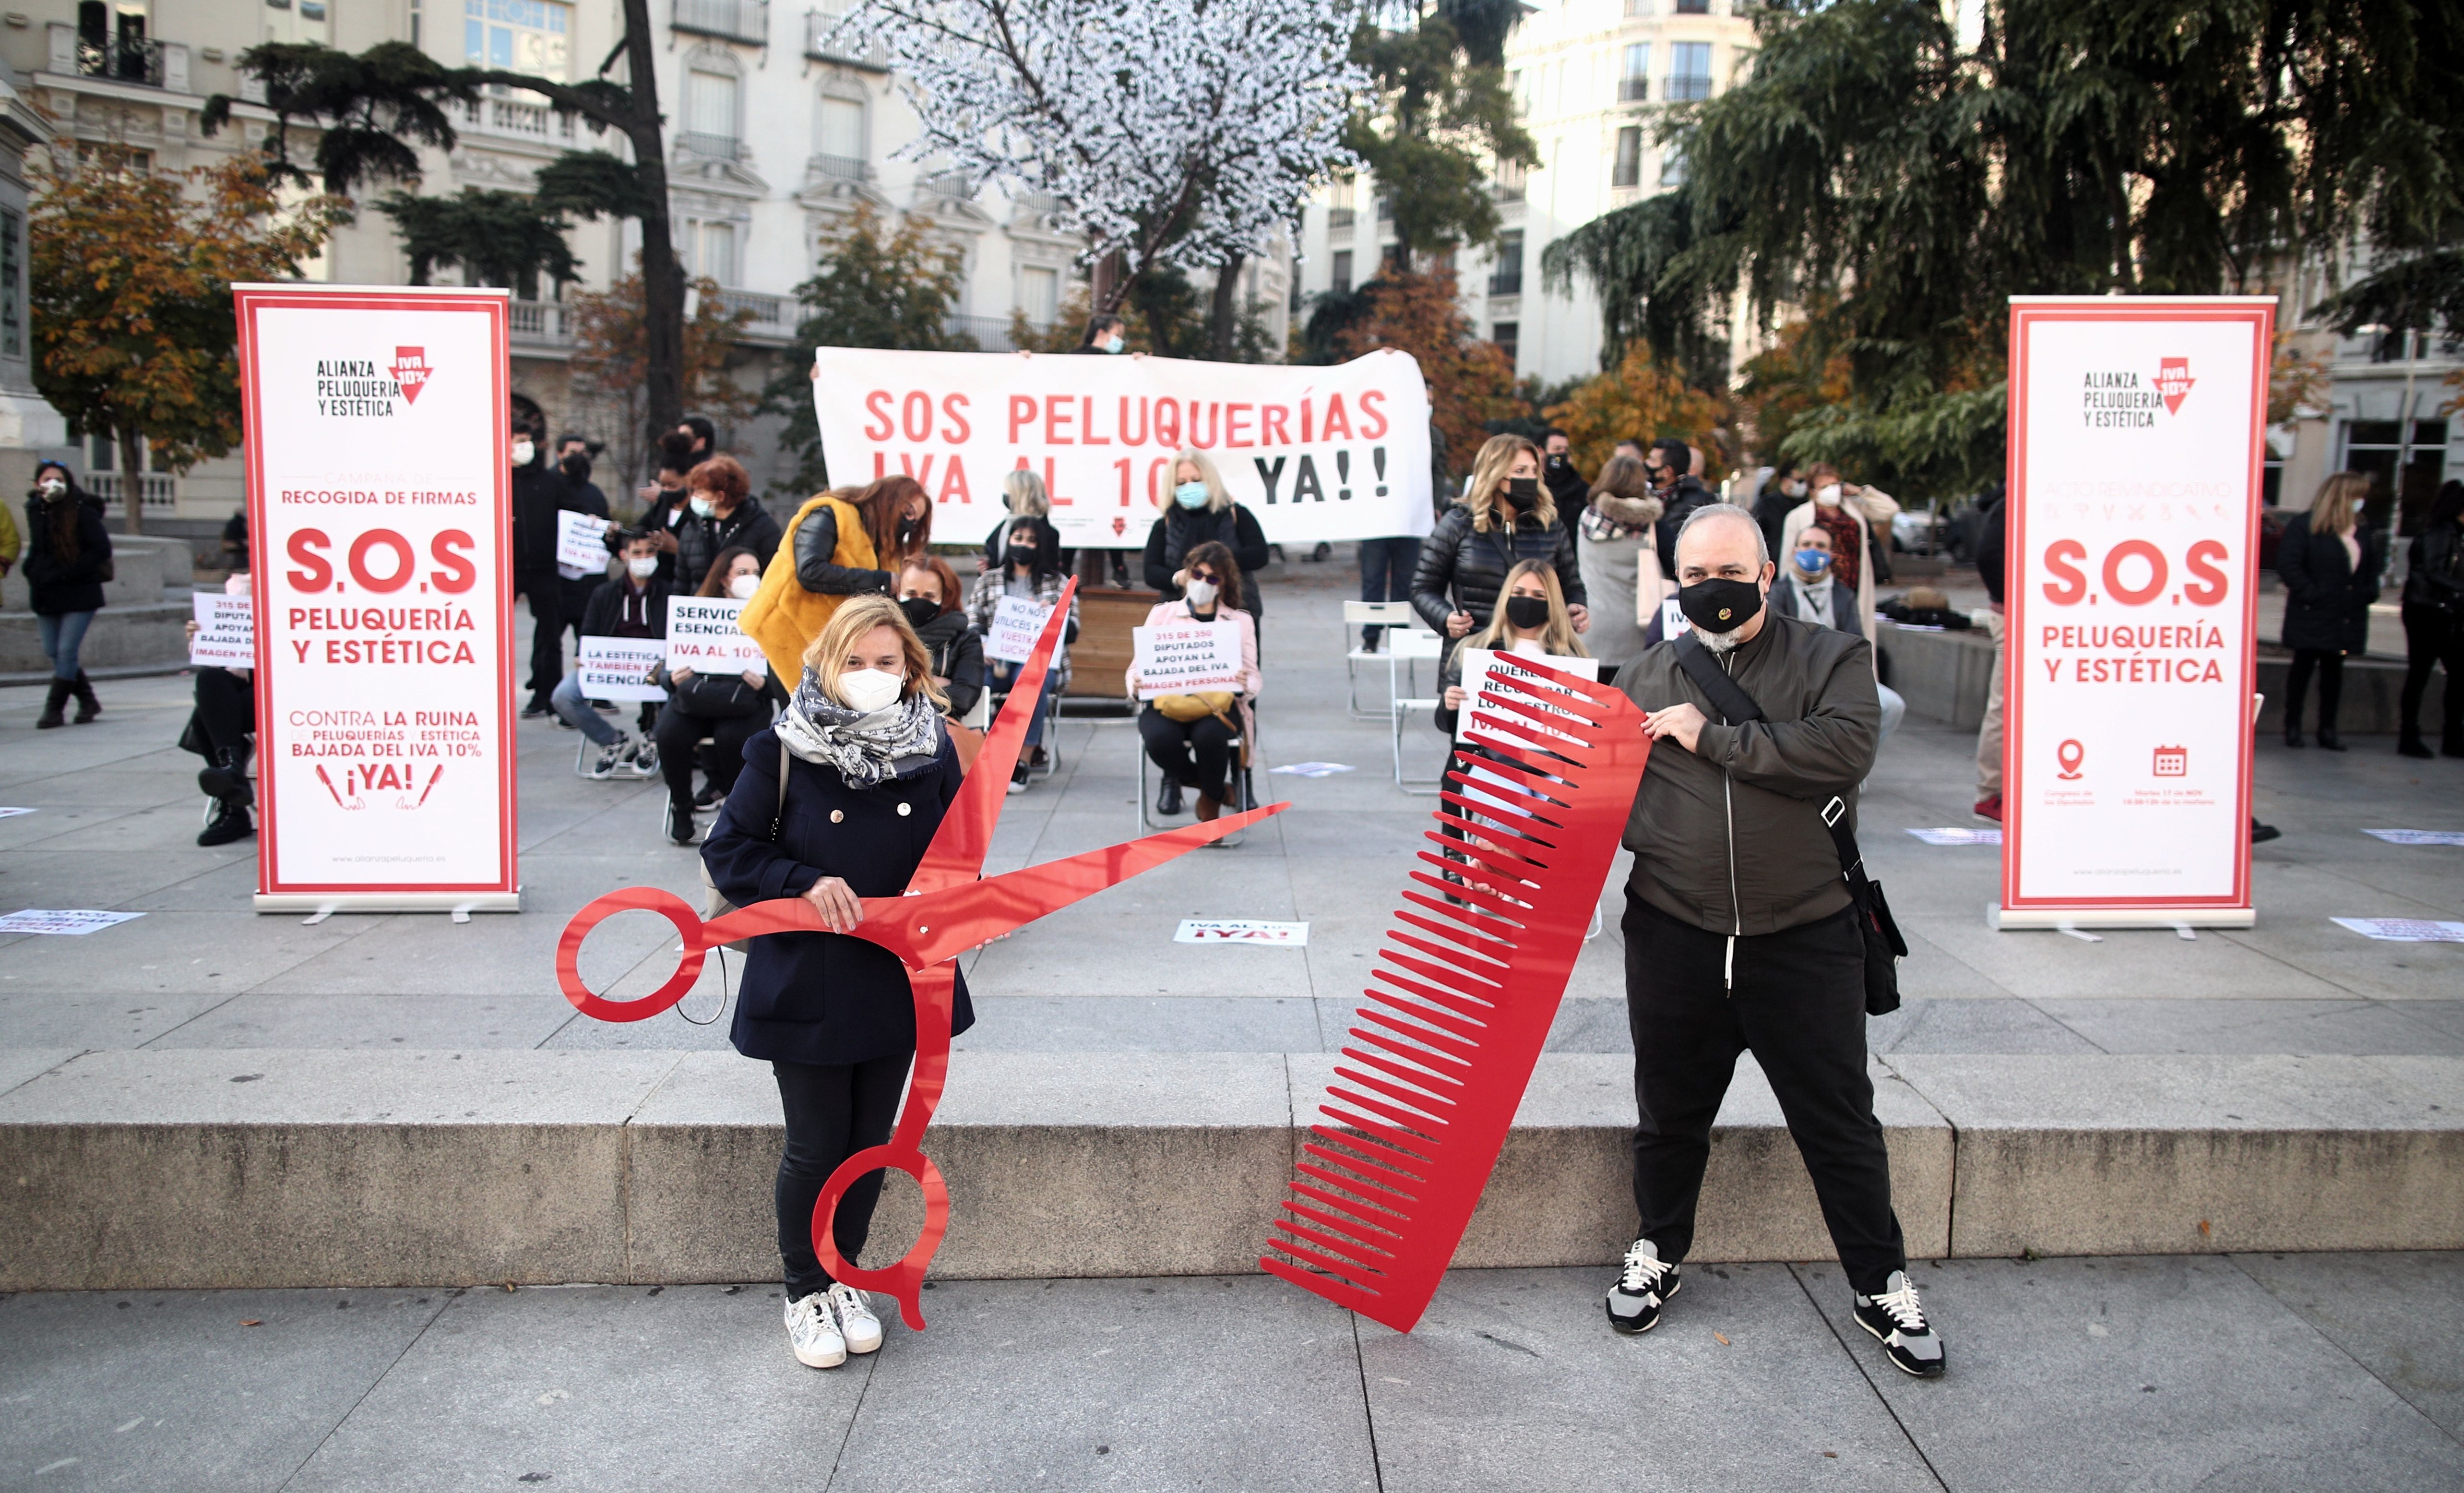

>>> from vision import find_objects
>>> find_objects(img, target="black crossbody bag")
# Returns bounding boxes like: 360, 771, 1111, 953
1671, 633, 1907, 1015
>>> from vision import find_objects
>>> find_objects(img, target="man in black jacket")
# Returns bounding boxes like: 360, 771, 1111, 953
1647, 438, 1715, 563
1541, 428, 1588, 532
507, 407, 583, 717
1602, 502, 1944, 1381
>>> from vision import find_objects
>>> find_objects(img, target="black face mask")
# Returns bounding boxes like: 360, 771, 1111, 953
1005, 543, 1038, 571
1678, 577, 1764, 635
1504, 477, 1541, 512
898, 596, 941, 630
561, 454, 592, 484
1503, 594, 1551, 632
899, 514, 922, 539
1546, 454, 1570, 469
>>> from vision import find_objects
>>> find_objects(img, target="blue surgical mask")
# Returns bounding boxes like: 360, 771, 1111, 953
1174, 481, 1209, 509
1102, 335, 1125, 354
1793, 548, 1831, 576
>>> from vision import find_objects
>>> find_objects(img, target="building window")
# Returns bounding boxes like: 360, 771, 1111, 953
1667, 41, 1712, 101
410, 0, 423, 48
1674, 0, 1711, 13
2340, 418, 2449, 535
1624, 0, 1652, 14
1488, 230, 1524, 297
1619, 43, 1650, 102
815, 93, 864, 167
1492, 321, 1519, 369
1019, 264, 1059, 326
464, 0, 570, 77
0, 209, 21, 360
1330, 250, 1354, 295
1660, 143, 1689, 186
687, 220, 738, 285
685, 66, 740, 154
1613, 126, 1643, 188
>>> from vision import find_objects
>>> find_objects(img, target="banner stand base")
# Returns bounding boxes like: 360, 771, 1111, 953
1990, 904, 2253, 931
254, 892, 523, 916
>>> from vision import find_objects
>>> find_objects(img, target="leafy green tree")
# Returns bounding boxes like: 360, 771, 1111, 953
1345, 0, 1538, 262
202, 0, 694, 450
377, 188, 578, 299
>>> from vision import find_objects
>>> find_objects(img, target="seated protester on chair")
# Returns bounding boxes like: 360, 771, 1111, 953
740, 475, 934, 688
1132, 540, 1261, 823
1770, 525, 1906, 743
966, 516, 1080, 794
551, 529, 667, 779
656, 546, 786, 844
895, 556, 982, 726
180, 568, 260, 847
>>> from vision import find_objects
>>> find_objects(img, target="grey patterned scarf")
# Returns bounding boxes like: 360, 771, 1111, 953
775, 669, 941, 788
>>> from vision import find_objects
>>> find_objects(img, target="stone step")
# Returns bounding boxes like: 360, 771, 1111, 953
1, 1048, 2454, 1292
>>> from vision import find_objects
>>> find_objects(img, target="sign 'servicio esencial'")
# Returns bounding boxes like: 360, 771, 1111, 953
810, 346, 1434, 551
666, 596, 769, 676
235, 285, 518, 913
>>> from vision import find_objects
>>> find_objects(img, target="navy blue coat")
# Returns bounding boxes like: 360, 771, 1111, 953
703, 723, 976, 1066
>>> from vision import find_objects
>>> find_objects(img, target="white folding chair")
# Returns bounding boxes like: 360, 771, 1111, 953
1343, 600, 1425, 718
1137, 710, 1258, 848
1391, 688, 1445, 794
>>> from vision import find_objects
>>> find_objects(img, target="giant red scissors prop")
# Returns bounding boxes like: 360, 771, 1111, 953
556, 579, 1286, 1329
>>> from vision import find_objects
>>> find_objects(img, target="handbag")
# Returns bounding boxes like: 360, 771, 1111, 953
700, 738, 790, 952
1670, 633, 1906, 1015
1154, 691, 1235, 723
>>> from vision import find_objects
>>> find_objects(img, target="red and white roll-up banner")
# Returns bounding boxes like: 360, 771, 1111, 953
234, 285, 519, 914
2000, 296, 2274, 929
810, 346, 1435, 550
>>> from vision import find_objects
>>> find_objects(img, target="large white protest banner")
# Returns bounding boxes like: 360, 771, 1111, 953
235, 285, 517, 912
1999, 296, 2272, 929
811, 346, 1434, 550
1131, 621, 1245, 698
577, 637, 668, 702
190, 594, 254, 669
667, 596, 770, 674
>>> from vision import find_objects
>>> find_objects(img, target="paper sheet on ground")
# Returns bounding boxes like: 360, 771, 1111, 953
576, 637, 668, 702
2331, 917, 2464, 943
0, 908, 144, 935
1174, 919, 1309, 946
2362, 829, 2464, 847
1907, 827, 2002, 846
0, 808, 33, 818
983, 595, 1055, 665
1269, 762, 1355, 778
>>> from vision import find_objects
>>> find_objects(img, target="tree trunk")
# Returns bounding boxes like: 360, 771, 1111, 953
1207, 251, 1246, 361
116, 425, 144, 536
621, 0, 684, 466
1091, 251, 1126, 317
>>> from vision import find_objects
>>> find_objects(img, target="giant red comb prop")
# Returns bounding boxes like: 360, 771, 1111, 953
556, 578, 1287, 1329
1260, 656, 1648, 1332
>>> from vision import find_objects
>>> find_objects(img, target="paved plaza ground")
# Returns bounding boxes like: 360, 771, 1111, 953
2, 553, 2461, 1488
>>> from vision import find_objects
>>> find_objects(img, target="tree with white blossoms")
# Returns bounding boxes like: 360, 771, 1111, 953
831, 0, 1366, 356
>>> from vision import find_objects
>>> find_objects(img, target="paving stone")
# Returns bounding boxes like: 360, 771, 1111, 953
2232, 1250, 2464, 1438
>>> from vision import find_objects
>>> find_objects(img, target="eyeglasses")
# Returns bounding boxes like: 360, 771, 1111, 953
1190, 572, 1220, 585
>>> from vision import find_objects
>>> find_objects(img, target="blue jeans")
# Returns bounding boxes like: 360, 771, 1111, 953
984, 658, 1049, 750
36, 611, 95, 681
550, 671, 622, 747
1358, 536, 1422, 647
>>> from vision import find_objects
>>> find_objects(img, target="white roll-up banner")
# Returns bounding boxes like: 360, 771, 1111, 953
2000, 296, 2274, 929
809, 346, 1436, 550
235, 285, 519, 913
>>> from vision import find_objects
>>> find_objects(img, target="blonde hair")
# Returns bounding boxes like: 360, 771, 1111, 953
2309, 472, 2369, 536
1465, 433, 1548, 533
1465, 559, 1588, 659
1166, 448, 1233, 512
799, 594, 950, 712
1000, 466, 1049, 518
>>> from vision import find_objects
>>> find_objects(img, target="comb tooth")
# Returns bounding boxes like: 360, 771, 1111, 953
1427, 809, 1551, 863
1419, 828, 1548, 887
1333, 1061, 1456, 1107
1388, 920, 1513, 975
1346, 1029, 1473, 1085
1406, 861, 1534, 924
1295, 1157, 1420, 1210
1277, 1206, 1397, 1259
1329, 1075, 1452, 1129
1433, 790, 1560, 846
1374, 957, 1502, 1017
1325, 1086, 1446, 1142
1367, 958, 1497, 1012
1444, 741, 1576, 801
1289, 1179, 1407, 1231
1396, 887, 1523, 942
1474, 681, 1609, 740
1368, 969, 1498, 1027
1276, 1213, 1396, 1268
1318, 1102, 1440, 1159
1267, 1234, 1386, 1284
1307, 1125, 1435, 1179
1340, 1045, 1466, 1095
1354, 1009, 1480, 1062
1442, 771, 1572, 828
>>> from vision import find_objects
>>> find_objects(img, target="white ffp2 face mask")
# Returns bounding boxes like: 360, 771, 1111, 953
834, 667, 905, 714
511, 439, 535, 467
728, 573, 761, 600
1815, 483, 1843, 507
626, 556, 659, 579
1184, 578, 1218, 608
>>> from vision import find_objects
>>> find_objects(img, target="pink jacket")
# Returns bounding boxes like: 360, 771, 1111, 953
1129, 600, 1262, 739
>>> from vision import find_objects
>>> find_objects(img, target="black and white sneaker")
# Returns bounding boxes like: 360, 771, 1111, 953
1605, 1237, 1680, 1334
1853, 1270, 1946, 1377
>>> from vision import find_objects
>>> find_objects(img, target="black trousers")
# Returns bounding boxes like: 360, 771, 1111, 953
2399, 603, 2464, 746
513, 573, 563, 707
654, 705, 762, 812
1358, 536, 1423, 646
774, 1052, 911, 1300
1623, 894, 1906, 1294
2284, 648, 2344, 737
559, 576, 605, 653
191, 667, 254, 757
1140, 705, 1235, 800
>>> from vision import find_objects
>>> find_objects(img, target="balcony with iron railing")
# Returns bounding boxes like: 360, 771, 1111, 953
509, 301, 575, 348
1618, 75, 1650, 103
677, 131, 748, 164
715, 289, 795, 342
1487, 268, 1524, 297
674, 0, 769, 46
88, 472, 178, 516
1328, 206, 1356, 231
47, 24, 191, 93
807, 154, 875, 185
916, 169, 976, 202
454, 94, 578, 145
1010, 190, 1062, 226
1663, 72, 1712, 103
804, 8, 889, 68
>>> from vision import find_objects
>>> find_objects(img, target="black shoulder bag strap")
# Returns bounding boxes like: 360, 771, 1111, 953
1669, 633, 1906, 1014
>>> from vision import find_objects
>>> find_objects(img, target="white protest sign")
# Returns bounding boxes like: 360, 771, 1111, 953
811, 346, 1435, 550
235, 284, 518, 912
1174, 919, 1309, 946
983, 594, 1053, 665
555, 510, 610, 577
1659, 598, 1691, 640
1456, 647, 1600, 742
0, 908, 145, 935
1131, 621, 1245, 699
2000, 298, 2272, 929
666, 596, 769, 675
190, 593, 255, 668
577, 637, 668, 702
2331, 917, 2464, 943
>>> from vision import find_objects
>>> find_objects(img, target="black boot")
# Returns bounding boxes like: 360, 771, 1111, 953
35, 679, 70, 729
1155, 777, 1184, 817
199, 747, 254, 807
69, 670, 100, 724
2317, 729, 2347, 752
2282, 722, 2304, 748
197, 797, 254, 847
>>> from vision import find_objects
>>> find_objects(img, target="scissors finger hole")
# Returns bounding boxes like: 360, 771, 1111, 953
815, 1153, 949, 1272
556, 890, 706, 1022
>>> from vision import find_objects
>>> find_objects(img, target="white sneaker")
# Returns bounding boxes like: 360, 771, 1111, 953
623, 739, 660, 778
586, 739, 628, 780
785, 1291, 846, 1369
828, 1283, 882, 1355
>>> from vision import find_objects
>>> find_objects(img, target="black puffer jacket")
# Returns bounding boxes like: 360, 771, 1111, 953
1409, 503, 1584, 637
2403, 521, 2464, 611
22, 491, 111, 616
1144, 503, 1272, 619
912, 607, 984, 718
2277, 514, 2381, 654
1652, 474, 1717, 564
507, 457, 578, 575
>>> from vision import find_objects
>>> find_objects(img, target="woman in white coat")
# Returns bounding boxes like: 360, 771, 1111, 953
1777, 463, 1901, 645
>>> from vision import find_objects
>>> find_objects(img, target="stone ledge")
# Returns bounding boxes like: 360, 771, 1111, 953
0, 1048, 2453, 1291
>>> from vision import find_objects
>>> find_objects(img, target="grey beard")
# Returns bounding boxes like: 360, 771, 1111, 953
1696, 622, 1746, 654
